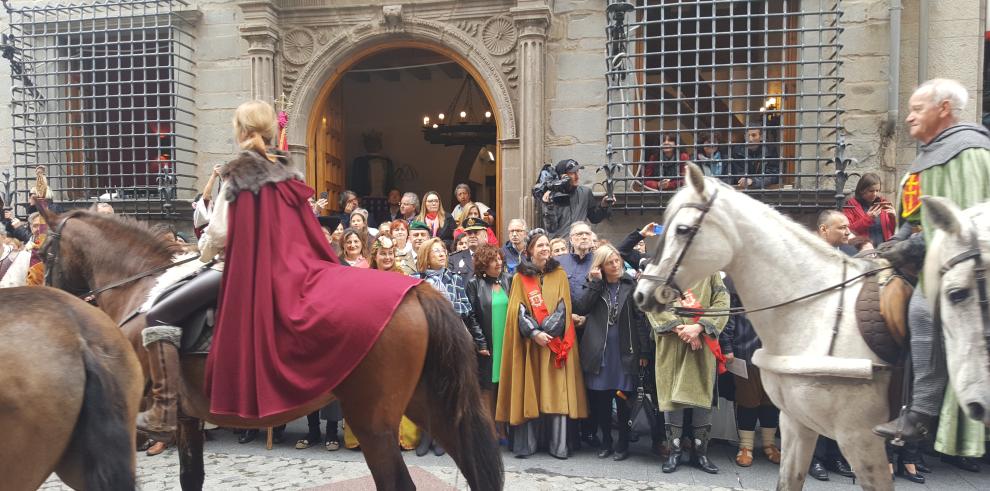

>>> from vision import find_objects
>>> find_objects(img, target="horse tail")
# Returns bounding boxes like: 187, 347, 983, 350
75, 339, 136, 490
417, 285, 504, 490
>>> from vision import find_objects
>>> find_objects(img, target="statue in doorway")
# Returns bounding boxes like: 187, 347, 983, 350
349, 130, 395, 198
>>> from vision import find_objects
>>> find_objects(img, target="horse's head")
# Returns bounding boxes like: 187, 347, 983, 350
634, 163, 736, 312
922, 196, 990, 426
38, 209, 95, 296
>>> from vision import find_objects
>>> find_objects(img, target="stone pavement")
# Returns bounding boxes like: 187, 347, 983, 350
41, 420, 990, 490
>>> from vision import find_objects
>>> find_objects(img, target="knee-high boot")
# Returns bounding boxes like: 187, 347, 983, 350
662, 424, 683, 473
135, 340, 180, 442
694, 424, 719, 474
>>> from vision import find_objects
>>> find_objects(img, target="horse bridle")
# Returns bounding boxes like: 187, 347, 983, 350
638, 188, 892, 318
43, 212, 197, 303
639, 188, 719, 299
937, 224, 990, 358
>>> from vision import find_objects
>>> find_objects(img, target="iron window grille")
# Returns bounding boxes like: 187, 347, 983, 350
605, 0, 844, 212
3, 0, 196, 217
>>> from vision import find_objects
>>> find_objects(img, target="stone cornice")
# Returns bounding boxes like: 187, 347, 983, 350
240, 24, 279, 54
510, 5, 551, 39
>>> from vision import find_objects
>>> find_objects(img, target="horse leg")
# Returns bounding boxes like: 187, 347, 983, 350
334, 387, 412, 491
177, 417, 205, 491
776, 412, 818, 491
836, 431, 893, 491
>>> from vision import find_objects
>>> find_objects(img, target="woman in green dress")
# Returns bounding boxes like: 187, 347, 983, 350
466, 244, 512, 426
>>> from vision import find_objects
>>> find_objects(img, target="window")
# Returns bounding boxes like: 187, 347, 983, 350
605, 0, 844, 211
5, 0, 195, 216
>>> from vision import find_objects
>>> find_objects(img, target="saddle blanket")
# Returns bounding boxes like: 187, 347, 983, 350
139, 253, 207, 313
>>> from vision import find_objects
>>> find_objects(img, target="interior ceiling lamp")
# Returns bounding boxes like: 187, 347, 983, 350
422, 77, 496, 146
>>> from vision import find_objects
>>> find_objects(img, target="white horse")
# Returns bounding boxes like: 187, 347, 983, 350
919, 196, 990, 425
633, 163, 989, 490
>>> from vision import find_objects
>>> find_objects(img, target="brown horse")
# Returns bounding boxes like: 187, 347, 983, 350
0, 287, 143, 490
39, 208, 503, 491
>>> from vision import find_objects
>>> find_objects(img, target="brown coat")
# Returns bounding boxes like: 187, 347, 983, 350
495, 259, 588, 425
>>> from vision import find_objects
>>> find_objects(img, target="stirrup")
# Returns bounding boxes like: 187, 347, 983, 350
889, 405, 909, 447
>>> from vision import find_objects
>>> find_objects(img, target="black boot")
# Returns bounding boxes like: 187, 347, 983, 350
613, 421, 630, 461
873, 410, 936, 443
693, 425, 719, 474
662, 424, 683, 473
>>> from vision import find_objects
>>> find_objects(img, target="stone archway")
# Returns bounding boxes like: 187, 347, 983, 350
283, 14, 525, 227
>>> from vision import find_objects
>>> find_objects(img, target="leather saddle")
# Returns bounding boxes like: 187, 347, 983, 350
151, 273, 214, 355
854, 267, 912, 365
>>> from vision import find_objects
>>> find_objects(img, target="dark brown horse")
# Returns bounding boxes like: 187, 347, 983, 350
40, 209, 503, 491
0, 286, 144, 490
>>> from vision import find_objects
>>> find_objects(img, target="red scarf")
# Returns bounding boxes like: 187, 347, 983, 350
425, 212, 440, 236
683, 288, 727, 375
518, 273, 575, 368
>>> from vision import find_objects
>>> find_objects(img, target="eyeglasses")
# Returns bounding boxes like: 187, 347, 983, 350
425, 198, 440, 203
508, 229, 526, 234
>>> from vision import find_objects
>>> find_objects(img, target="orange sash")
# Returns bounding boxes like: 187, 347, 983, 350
518, 273, 575, 368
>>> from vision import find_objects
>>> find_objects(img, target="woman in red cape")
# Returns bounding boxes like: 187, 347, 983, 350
202, 101, 420, 420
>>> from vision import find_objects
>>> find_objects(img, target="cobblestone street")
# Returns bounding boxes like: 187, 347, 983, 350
41, 422, 990, 490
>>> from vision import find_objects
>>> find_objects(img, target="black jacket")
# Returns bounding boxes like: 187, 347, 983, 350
448, 249, 474, 278
540, 185, 609, 238
572, 276, 651, 377
466, 272, 512, 386
616, 229, 646, 270
718, 276, 762, 363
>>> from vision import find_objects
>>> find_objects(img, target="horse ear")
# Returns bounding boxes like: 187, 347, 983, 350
36, 199, 61, 228
921, 196, 965, 236
685, 162, 705, 195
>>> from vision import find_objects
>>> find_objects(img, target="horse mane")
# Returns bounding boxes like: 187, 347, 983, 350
669, 177, 851, 263
68, 210, 184, 269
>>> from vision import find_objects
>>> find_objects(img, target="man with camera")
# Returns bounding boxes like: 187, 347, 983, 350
534, 159, 612, 238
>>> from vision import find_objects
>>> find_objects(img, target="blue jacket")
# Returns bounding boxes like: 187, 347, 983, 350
501, 241, 526, 275
556, 252, 595, 302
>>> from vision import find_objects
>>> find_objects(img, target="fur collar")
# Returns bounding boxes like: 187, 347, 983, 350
516, 257, 560, 276
222, 149, 301, 201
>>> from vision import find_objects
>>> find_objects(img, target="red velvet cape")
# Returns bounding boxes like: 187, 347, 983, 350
204, 178, 420, 419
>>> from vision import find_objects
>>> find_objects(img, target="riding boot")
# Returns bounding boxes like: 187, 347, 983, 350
693, 425, 719, 474
872, 410, 936, 443
135, 340, 180, 442
662, 424, 683, 473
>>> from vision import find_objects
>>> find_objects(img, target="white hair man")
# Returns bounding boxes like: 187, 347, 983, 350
501, 218, 528, 274
874, 79, 990, 457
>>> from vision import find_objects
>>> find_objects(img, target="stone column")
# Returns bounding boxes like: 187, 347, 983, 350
511, 4, 551, 227
239, 1, 280, 102
240, 25, 279, 101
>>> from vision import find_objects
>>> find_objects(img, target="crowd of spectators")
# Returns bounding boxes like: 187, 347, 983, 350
1, 155, 979, 482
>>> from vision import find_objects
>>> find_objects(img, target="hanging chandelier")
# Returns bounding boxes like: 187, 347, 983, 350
421, 76, 496, 146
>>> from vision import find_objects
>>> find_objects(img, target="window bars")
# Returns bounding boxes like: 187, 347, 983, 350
3, 0, 196, 217
605, 0, 844, 211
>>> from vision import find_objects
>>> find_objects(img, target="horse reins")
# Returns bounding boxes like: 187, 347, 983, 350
45, 213, 199, 303
638, 186, 893, 318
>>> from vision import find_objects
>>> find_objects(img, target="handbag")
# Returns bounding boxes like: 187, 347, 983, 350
627, 369, 658, 438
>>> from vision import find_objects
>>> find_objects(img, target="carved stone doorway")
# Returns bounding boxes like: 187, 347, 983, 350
296, 40, 510, 230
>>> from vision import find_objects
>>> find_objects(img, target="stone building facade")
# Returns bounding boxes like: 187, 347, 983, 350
0, 0, 986, 239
